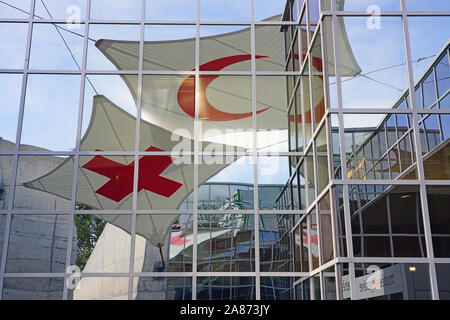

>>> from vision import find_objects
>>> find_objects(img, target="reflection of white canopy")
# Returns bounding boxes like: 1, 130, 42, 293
24, 95, 241, 246
96, 14, 360, 144
169, 229, 229, 260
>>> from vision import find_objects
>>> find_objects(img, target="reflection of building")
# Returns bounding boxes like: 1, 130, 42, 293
72, 184, 298, 300
181, 183, 284, 210
280, 31, 450, 299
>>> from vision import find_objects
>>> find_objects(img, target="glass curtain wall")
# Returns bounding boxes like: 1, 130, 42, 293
0, 0, 305, 300
0, 0, 449, 301
283, 0, 450, 300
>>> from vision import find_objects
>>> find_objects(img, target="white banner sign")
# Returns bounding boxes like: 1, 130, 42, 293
342, 264, 405, 300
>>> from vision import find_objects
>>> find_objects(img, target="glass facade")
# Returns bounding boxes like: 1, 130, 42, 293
0, 0, 449, 300
280, 0, 450, 300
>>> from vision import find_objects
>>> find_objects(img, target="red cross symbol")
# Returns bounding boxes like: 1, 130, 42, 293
82, 146, 183, 202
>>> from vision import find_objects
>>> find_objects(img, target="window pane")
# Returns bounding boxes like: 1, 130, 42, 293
426, 186, 450, 258
422, 70, 437, 108
316, 124, 328, 194
90, 0, 142, 20
255, 25, 285, 71
260, 215, 295, 271
260, 277, 296, 300
73, 215, 130, 273
258, 157, 290, 210
352, 263, 431, 300
197, 75, 253, 148
76, 156, 135, 211
141, 75, 194, 148
0, 23, 28, 69
87, 24, 140, 70
29, 23, 85, 70
200, 0, 250, 21
0, 157, 13, 211
143, 25, 195, 71
35, 0, 86, 20
0, 74, 22, 150
2, 278, 64, 300
200, 25, 251, 71
134, 215, 193, 273
0, 0, 31, 18
323, 266, 337, 300
70, 277, 129, 300
21, 74, 80, 151
341, 0, 400, 11
0, 215, 5, 266
81, 75, 137, 151
256, 76, 295, 153
254, 0, 286, 21
408, 17, 450, 84
436, 264, 450, 300
6, 215, 72, 273
349, 185, 425, 258
14, 156, 73, 210
435, 52, 450, 99
199, 157, 253, 210
294, 218, 309, 272
133, 277, 192, 300
319, 192, 333, 265
406, 0, 450, 11
146, 0, 195, 21
197, 277, 256, 300
339, 17, 407, 109
197, 214, 254, 272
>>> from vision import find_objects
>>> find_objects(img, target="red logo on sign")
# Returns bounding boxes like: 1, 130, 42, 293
82, 146, 182, 202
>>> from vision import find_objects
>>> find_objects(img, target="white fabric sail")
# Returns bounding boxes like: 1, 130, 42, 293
95, 14, 360, 146
24, 95, 242, 247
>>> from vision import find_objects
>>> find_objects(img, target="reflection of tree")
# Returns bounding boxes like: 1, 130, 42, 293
74, 204, 106, 270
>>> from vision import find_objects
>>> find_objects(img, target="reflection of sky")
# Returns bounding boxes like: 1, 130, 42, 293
0, 1, 449, 153
340, 14, 450, 129
88, 24, 140, 70
0, 74, 23, 144
21, 75, 81, 151
0, 0, 286, 21
82, 75, 137, 137
341, 0, 450, 11
145, 25, 195, 41
408, 16, 450, 82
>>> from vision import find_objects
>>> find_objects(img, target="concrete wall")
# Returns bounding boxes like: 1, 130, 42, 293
0, 138, 76, 300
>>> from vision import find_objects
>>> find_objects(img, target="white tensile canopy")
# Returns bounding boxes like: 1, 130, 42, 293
24, 95, 242, 247
24, 9, 359, 250
95, 14, 360, 149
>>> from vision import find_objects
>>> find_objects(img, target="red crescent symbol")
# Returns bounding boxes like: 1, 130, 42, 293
177, 55, 270, 121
